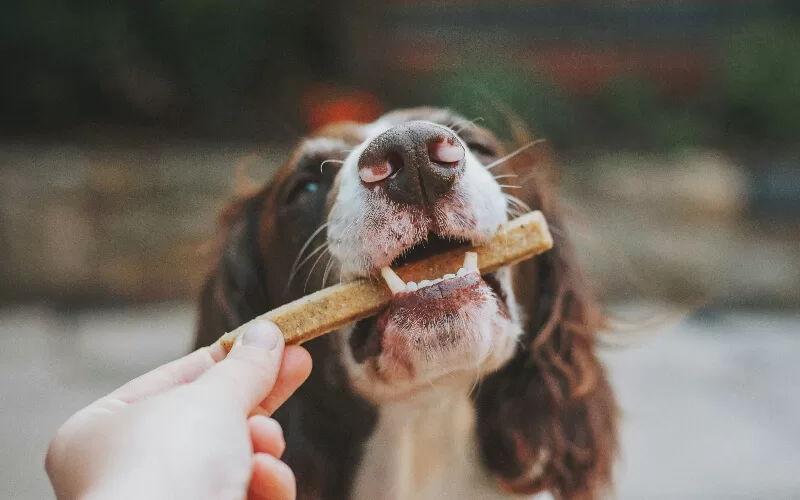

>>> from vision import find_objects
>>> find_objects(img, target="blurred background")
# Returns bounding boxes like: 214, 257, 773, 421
2, 1, 798, 499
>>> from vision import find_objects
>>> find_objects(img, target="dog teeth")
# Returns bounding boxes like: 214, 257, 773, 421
381, 266, 406, 294
383, 257, 479, 296
463, 252, 478, 272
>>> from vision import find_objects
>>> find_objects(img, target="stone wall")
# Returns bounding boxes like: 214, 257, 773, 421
563, 150, 800, 308
0, 143, 285, 304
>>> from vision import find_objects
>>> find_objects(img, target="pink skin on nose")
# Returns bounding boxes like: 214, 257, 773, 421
429, 140, 464, 164
360, 162, 392, 183
359, 139, 463, 184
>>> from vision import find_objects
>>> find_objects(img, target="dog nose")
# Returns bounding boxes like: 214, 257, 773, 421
357, 121, 465, 206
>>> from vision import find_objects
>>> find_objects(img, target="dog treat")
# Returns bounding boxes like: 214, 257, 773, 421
219, 210, 553, 350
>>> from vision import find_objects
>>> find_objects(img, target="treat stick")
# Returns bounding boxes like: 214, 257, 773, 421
219, 210, 553, 351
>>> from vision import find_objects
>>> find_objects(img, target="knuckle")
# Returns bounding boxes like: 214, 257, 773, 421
223, 351, 280, 389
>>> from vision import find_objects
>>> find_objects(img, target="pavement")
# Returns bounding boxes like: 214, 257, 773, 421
1, 304, 798, 499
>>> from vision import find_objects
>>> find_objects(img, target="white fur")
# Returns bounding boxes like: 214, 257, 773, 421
327, 120, 508, 279
435, 143, 508, 242
352, 385, 552, 500
327, 114, 538, 499
337, 285, 521, 403
327, 121, 419, 279
302, 136, 351, 155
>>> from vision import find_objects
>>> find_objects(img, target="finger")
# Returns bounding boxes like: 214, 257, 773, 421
258, 346, 312, 415
207, 338, 228, 362
248, 453, 296, 500
249, 415, 285, 458
191, 319, 285, 413
106, 346, 217, 404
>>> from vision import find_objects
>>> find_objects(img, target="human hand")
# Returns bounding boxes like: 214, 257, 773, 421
45, 319, 312, 500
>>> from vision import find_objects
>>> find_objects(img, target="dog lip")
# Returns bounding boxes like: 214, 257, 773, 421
349, 268, 509, 364
385, 270, 509, 318
379, 272, 490, 344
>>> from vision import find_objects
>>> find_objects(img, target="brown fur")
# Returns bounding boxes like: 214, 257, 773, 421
474, 131, 617, 499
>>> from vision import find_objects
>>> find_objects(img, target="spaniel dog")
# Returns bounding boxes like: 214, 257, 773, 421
195, 108, 617, 500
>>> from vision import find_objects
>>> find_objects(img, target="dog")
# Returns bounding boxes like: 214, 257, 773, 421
195, 107, 618, 500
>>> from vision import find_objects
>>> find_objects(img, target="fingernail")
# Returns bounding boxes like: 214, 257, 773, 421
241, 320, 281, 350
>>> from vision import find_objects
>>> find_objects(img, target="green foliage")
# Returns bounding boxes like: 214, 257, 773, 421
436, 69, 576, 147
650, 110, 713, 152
597, 76, 712, 151
0, 0, 322, 130
597, 77, 660, 132
716, 21, 800, 142
3, 1, 798, 148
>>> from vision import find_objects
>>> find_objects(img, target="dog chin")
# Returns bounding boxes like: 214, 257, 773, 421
343, 270, 522, 402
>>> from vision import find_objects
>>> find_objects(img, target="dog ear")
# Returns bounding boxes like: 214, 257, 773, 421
195, 190, 271, 349
474, 141, 618, 499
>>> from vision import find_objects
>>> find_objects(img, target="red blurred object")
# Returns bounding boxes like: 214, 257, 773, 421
524, 46, 708, 98
303, 84, 384, 131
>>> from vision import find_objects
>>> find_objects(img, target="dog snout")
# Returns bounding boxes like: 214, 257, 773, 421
358, 121, 465, 206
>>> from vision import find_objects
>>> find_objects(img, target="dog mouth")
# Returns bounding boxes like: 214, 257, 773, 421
349, 245, 510, 365
380, 246, 479, 295
388, 231, 471, 268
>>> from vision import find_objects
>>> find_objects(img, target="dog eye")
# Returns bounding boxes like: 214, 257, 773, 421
287, 178, 322, 204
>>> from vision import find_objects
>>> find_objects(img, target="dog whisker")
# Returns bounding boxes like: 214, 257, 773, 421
503, 193, 532, 212
492, 174, 518, 180
498, 184, 522, 190
322, 254, 337, 288
469, 363, 482, 396
288, 242, 329, 285
451, 117, 484, 134
320, 159, 344, 173
505, 203, 528, 216
505, 199, 524, 210
290, 222, 330, 282
506, 208, 524, 220
485, 139, 546, 170
304, 246, 331, 294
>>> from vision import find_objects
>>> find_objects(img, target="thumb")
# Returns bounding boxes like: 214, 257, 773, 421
191, 319, 285, 413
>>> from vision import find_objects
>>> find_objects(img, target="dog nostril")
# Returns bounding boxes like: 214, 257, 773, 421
429, 140, 464, 164
358, 122, 466, 205
359, 151, 405, 183
387, 151, 404, 175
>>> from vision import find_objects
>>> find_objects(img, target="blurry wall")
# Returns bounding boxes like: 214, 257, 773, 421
0, 144, 286, 304
1, 0, 798, 307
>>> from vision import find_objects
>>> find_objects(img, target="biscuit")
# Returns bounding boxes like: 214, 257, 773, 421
219, 210, 553, 350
